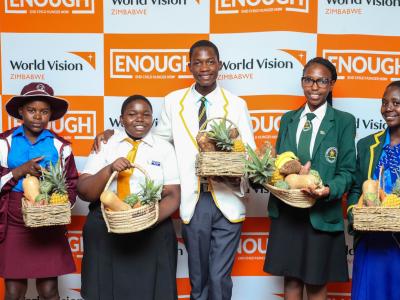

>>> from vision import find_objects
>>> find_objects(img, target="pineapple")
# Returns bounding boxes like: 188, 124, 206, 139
139, 178, 162, 206
232, 139, 245, 152
124, 193, 140, 208
270, 169, 284, 185
41, 160, 69, 205
392, 177, 400, 196
382, 194, 400, 207
244, 144, 275, 185
207, 119, 234, 152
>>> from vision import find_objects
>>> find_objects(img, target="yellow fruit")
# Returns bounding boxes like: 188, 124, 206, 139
22, 175, 40, 204
269, 169, 284, 185
232, 139, 245, 152
49, 192, 69, 204
382, 194, 400, 207
275, 151, 298, 169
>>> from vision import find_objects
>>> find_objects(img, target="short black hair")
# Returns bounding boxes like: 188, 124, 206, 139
121, 94, 153, 115
387, 80, 400, 90
303, 57, 337, 105
189, 40, 220, 61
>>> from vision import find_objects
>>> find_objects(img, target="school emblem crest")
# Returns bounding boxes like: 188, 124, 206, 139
303, 120, 312, 132
325, 147, 338, 163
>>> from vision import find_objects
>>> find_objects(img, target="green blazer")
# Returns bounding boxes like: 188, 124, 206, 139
347, 129, 386, 221
268, 105, 357, 232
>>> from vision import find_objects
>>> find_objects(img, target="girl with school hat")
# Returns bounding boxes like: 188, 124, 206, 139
0, 82, 78, 300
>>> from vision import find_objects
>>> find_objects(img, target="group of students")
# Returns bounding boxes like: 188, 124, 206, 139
0, 39, 399, 300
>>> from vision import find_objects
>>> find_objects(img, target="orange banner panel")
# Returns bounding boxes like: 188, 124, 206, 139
0, 0, 103, 33
244, 95, 305, 147
1, 95, 104, 156
318, 34, 400, 99
104, 34, 208, 97
210, 0, 317, 33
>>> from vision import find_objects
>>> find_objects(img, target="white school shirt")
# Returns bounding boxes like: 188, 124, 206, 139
82, 130, 180, 196
296, 102, 328, 157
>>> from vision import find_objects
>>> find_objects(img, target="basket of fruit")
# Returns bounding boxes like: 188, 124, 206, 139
100, 163, 161, 234
195, 118, 246, 177
353, 168, 400, 232
245, 142, 323, 208
21, 160, 71, 228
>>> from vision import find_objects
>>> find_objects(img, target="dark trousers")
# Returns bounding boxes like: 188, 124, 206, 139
182, 192, 242, 300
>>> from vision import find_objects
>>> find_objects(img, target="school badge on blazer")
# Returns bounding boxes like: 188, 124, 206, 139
325, 147, 338, 163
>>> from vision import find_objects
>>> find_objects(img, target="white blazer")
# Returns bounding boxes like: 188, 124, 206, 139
154, 84, 256, 223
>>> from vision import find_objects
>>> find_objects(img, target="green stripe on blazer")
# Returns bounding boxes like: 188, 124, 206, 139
268, 104, 357, 232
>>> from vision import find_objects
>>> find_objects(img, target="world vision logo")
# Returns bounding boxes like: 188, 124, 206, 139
67, 216, 86, 274
5, 0, 95, 14
111, 0, 200, 5
110, 49, 191, 80
218, 50, 306, 81
323, 49, 400, 82
215, 0, 309, 15
325, 0, 400, 7
232, 217, 270, 276
8, 52, 96, 81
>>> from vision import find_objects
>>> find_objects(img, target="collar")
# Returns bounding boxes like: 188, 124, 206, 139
191, 83, 219, 105
115, 129, 154, 147
301, 102, 327, 121
13, 125, 54, 142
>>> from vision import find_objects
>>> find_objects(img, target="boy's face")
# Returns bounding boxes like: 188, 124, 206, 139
189, 46, 221, 93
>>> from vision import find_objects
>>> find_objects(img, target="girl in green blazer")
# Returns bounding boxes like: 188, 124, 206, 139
347, 81, 400, 300
264, 57, 356, 300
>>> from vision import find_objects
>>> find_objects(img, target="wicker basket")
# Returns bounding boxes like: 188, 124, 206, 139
264, 183, 316, 208
353, 167, 400, 232
22, 199, 71, 228
195, 117, 246, 177
353, 206, 400, 232
101, 163, 159, 234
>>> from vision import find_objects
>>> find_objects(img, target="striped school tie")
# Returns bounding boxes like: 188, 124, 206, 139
198, 97, 207, 130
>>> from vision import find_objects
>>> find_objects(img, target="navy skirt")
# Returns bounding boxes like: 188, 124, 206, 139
264, 200, 349, 285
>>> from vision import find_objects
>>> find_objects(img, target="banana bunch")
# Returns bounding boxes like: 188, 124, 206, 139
275, 151, 298, 169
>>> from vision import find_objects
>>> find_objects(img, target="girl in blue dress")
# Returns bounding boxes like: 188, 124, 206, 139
348, 80, 400, 300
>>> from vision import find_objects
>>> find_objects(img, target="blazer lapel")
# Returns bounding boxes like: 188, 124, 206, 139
368, 130, 386, 178
286, 108, 303, 154
312, 105, 335, 159
179, 87, 201, 150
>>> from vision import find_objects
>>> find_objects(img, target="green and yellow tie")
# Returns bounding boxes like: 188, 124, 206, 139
198, 97, 207, 130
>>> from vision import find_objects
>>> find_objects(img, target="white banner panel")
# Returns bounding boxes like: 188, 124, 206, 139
104, 0, 209, 33
1, 33, 104, 95
211, 32, 317, 96
333, 97, 386, 143
318, 0, 400, 36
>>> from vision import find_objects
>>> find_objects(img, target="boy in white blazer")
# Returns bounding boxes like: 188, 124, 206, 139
94, 40, 255, 300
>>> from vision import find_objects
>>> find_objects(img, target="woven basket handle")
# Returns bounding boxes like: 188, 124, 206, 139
199, 117, 241, 139
103, 162, 150, 193
377, 165, 384, 200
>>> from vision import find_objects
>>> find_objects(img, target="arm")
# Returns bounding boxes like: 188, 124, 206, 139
153, 98, 173, 142
346, 140, 363, 230
78, 157, 133, 202
324, 115, 357, 201
91, 129, 115, 154
237, 100, 256, 149
62, 148, 79, 205
157, 184, 180, 223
